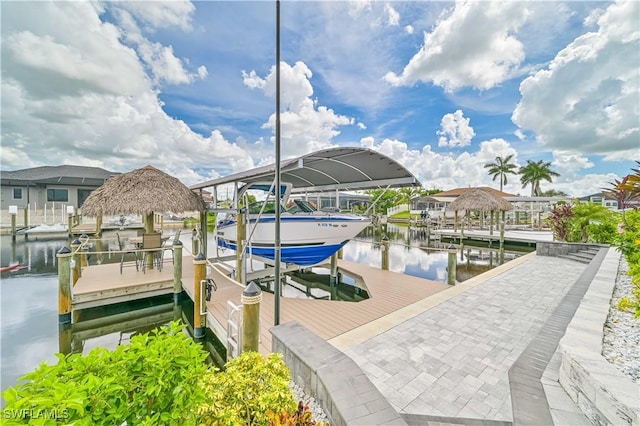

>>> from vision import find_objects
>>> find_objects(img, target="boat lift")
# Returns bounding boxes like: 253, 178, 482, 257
191, 147, 422, 285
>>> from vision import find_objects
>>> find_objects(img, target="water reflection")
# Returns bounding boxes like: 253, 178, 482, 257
1, 224, 530, 399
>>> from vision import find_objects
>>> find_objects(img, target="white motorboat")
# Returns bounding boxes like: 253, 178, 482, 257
215, 182, 371, 266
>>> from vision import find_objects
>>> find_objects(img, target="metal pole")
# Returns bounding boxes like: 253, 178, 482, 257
274, 0, 282, 326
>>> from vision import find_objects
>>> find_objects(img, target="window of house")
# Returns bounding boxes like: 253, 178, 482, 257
12, 188, 23, 199
47, 188, 69, 202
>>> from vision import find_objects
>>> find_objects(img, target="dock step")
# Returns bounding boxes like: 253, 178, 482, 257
559, 249, 599, 264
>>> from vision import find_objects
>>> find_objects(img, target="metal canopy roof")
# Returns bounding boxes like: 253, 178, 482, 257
191, 147, 421, 193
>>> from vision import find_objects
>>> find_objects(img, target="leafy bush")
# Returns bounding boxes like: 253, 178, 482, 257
269, 401, 329, 426
611, 209, 640, 317
2, 321, 209, 425
199, 351, 297, 425
547, 203, 573, 241
3, 323, 327, 426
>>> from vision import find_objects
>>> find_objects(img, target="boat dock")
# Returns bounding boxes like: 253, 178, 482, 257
70, 249, 450, 355
432, 228, 554, 246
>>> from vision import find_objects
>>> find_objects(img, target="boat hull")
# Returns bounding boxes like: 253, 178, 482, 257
216, 213, 370, 266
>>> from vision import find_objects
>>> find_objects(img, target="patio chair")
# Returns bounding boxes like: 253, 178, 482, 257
140, 232, 163, 273
162, 229, 181, 264
116, 232, 139, 274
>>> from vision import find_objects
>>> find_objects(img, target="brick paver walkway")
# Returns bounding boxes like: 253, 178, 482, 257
345, 255, 587, 422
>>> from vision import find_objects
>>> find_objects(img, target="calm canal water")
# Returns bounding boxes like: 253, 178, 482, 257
0, 223, 529, 400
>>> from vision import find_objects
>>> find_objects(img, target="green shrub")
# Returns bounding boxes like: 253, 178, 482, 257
199, 351, 297, 425
611, 209, 640, 317
2, 321, 209, 425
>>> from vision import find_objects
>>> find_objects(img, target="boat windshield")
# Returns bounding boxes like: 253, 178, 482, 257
288, 199, 317, 213
247, 200, 286, 215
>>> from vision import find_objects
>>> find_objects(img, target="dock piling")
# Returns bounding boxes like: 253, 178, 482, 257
57, 246, 73, 324
173, 241, 183, 303
193, 253, 207, 340
447, 244, 457, 286
241, 281, 262, 353
381, 235, 389, 271
9, 205, 17, 241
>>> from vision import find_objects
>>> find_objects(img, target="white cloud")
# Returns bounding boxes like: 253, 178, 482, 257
551, 152, 594, 175
360, 135, 611, 196
512, 0, 639, 158
242, 61, 353, 158
114, 0, 195, 32
385, 0, 528, 91
385, 3, 400, 26
437, 110, 475, 148
110, 6, 206, 86
361, 136, 516, 192
405, 25, 414, 35
0, 1, 248, 184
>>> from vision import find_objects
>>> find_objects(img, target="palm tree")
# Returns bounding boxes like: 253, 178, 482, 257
484, 154, 518, 192
519, 160, 560, 196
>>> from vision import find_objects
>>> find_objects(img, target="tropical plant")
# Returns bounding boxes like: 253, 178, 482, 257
547, 203, 574, 241
519, 160, 560, 196
540, 189, 569, 197
484, 154, 518, 192
365, 188, 401, 214
568, 201, 613, 242
199, 352, 297, 425
604, 160, 640, 212
269, 401, 329, 426
610, 209, 640, 317
2, 321, 210, 425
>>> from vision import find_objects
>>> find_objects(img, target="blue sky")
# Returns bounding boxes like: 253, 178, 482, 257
1, 1, 638, 197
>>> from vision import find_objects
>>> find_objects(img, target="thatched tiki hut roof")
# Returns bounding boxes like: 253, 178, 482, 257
81, 165, 207, 217
446, 188, 513, 212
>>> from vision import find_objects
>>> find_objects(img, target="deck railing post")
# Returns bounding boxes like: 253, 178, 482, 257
193, 253, 207, 340
57, 247, 73, 324
381, 235, 389, 271
242, 281, 262, 353
71, 238, 82, 285
173, 241, 183, 303
447, 244, 457, 286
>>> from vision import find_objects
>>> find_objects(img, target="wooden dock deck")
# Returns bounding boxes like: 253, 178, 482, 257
73, 254, 450, 355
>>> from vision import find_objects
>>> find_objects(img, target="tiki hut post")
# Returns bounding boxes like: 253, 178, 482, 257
490, 211, 495, 236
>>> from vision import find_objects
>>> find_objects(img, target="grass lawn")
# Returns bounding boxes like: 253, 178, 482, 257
390, 211, 419, 220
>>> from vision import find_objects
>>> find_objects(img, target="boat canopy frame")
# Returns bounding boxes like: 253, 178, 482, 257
190, 147, 421, 194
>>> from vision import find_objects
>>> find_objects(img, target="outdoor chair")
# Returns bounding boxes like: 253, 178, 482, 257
116, 232, 139, 274
140, 232, 163, 273
162, 229, 181, 264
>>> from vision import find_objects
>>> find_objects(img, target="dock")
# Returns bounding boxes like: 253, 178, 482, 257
71, 251, 450, 355
432, 228, 554, 245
